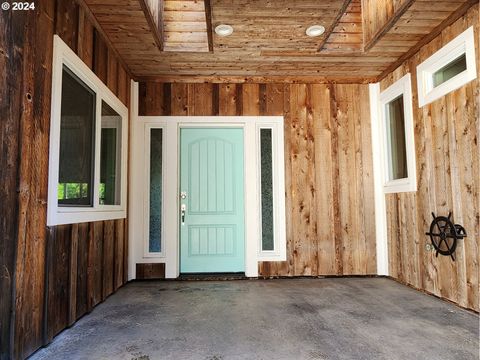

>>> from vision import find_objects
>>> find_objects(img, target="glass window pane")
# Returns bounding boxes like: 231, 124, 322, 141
433, 54, 467, 87
386, 95, 408, 181
58, 66, 95, 206
100, 101, 122, 205
149, 129, 163, 253
260, 128, 274, 251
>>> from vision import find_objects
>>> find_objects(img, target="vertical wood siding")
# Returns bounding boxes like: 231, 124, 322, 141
0, 1, 131, 358
0, 4, 26, 360
138, 82, 377, 277
380, 5, 479, 312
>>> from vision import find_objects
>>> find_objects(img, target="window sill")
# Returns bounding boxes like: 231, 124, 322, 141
47, 209, 126, 226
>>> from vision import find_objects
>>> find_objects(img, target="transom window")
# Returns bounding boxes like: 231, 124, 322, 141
417, 26, 476, 107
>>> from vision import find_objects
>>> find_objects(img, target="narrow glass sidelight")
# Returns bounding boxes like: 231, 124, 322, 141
100, 101, 122, 205
260, 128, 274, 251
58, 66, 96, 207
385, 95, 407, 181
149, 129, 163, 253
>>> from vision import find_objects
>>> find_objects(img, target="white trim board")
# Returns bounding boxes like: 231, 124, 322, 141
128, 81, 139, 281
128, 112, 286, 279
369, 83, 389, 276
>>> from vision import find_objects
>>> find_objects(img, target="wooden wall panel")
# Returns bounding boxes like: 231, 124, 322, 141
0, 4, 25, 359
46, 226, 70, 341
75, 223, 90, 319
103, 221, 115, 299
380, 5, 479, 312
136, 263, 166, 279
0, 0, 131, 358
138, 82, 377, 277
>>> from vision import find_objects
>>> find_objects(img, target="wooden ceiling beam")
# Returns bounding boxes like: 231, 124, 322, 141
139, 0, 165, 51
317, 0, 353, 51
319, 0, 363, 53
204, 0, 214, 52
363, 0, 415, 51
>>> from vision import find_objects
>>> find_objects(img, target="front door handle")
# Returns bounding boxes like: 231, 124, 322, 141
181, 204, 187, 225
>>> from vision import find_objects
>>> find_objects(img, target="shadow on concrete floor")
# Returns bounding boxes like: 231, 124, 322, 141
31, 278, 479, 360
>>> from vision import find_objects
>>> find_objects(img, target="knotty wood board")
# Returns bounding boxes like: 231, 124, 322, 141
138, 81, 378, 277
380, 5, 479, 312
0, 0, 131, 358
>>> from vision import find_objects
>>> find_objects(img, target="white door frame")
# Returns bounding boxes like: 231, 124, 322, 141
128, 84, 285, 279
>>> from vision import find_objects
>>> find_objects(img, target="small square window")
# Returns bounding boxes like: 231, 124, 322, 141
379, 74, 416, 193
417, 27, 476, 107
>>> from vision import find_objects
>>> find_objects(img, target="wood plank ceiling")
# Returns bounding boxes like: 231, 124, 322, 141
163, 0, 210, 52
84, 0, 477, 82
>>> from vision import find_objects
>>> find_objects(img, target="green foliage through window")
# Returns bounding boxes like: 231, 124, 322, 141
58, 183, 89, 201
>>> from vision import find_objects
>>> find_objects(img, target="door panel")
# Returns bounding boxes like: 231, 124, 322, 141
180, 128, 245, 273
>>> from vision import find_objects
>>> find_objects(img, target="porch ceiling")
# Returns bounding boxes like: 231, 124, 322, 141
83, 0, 477, 83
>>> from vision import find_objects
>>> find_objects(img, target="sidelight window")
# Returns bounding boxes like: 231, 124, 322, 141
417, 27, 476, 107
147, 128, 164, 254
257, 123, 286, 259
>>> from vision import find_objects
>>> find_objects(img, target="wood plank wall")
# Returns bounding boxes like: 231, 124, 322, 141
380, 5, 479, 312
0, 1, 131, 359
138, 82, 377, 277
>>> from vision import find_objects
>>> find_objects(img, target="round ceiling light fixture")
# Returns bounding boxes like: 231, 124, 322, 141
306, 25, 325, 37
215, 24, 234, 37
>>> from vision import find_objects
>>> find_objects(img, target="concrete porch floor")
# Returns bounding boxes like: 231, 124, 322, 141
31, 278, 479, 360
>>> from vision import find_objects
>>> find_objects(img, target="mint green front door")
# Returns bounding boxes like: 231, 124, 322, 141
180, 128, 245, 273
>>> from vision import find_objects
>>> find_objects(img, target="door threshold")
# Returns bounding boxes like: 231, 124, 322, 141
178, 272, 247, 281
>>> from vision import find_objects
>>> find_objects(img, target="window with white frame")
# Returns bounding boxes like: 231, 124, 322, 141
379, 73, 416, 193
47, 35, 128, 226
257, 123, 286, 260
417, 26, 477, 107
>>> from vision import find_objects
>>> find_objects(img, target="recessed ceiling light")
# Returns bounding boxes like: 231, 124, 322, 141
306, 25, 325, 37
215, 24, 234, 37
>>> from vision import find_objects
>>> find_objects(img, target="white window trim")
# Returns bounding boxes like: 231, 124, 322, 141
369, 83, 389, 276
256, 123, 287, 261
128, 110, 286, 279
47, 35, 128, 226
379, 73, 417, 194
417, 26, 477, 107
